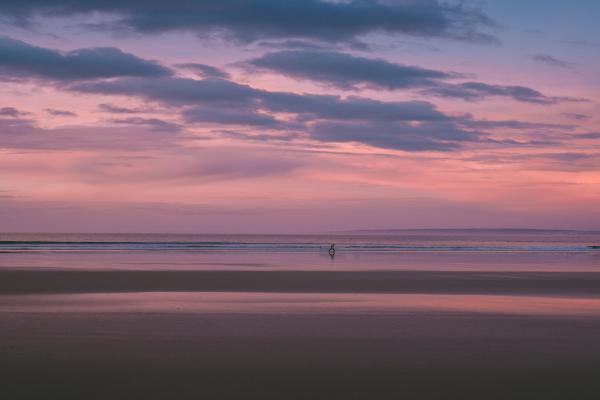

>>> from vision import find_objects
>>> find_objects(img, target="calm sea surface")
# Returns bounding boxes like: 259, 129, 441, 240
2, 229, 600, 251
1, 229, 600, 272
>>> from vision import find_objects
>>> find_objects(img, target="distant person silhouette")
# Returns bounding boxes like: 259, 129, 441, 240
329, 243, 335, 257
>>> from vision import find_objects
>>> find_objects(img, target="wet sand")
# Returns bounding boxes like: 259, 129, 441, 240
2, 252, 600, 399
2, 269, 600, 296
2, 310, 600, 399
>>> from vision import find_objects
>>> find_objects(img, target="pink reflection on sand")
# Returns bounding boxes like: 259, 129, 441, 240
3, 251, 600, 272
3, 292, 600, 316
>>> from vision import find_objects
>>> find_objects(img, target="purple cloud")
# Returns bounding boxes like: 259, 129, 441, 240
176, 63, 230, 79
0, 1, 498, 45
0, 36, 172, 81
423, 81, 587, 104
45, 108, 77, 117
532, 54, 576, 69
247, 50, 457, 90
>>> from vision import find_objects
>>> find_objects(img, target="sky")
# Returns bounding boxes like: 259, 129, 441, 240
0, 0, 599, 233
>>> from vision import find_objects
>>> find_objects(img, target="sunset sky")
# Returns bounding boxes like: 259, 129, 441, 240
1, 0, 599, 233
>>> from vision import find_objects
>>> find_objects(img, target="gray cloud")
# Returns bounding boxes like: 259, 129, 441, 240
484, 138, 556, 147
0, 36, 171, 81
73, 77, 258, 107
218, 130, 301, 143
182, 107, 283, 128
257, 40, 335, 51
45, 108, 77, 117
108, 117, 181, 132
309, 120, 477, 152
71, 77, 448, 122
97, 103, 148, 114
246, 50, 580, 106
0, 106, 25, 117
576, 132, 600, 139
565, 38, 600, 49
70, 76, 487, 151
564, 113, 590, 121
510, 152, 600, 171
0, 115, 35, 134
68, 75, 577, 152
466, 151, 600, 172
0, 117, 182, 150
458, 118, 574, 131
423, 81, 587, 104
176, 63, 230, 79
532, 54, 576, 69
261, 93, 448, 122
247, 50, 456, 90
0, 1, 498, 45
538, 152, 594, 162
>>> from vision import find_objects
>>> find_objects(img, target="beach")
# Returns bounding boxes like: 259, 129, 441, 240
3, 297, 600, 399
2, 233, 600, 399
3, 269, 600, 296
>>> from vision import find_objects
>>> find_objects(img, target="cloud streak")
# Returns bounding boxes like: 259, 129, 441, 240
0, 0, 498, 45
0, 36, 171, 81
68, 74, 589, 152
45, 108, 77, 117
0, 117, 183, 150
532, 54, 576, 69
182, 107, 283, 128
247, 50, 580, 104
108, 117, 182, 132
423, 82, 587, 104
247, 50, 457, 90
69, 75, 490, 151
97, 103, 148, 114
309, 120, 476, 151
0, 106, 26, 117
176, 63, 230, 79
72, 76, 469, 151
71, 77, 449, 122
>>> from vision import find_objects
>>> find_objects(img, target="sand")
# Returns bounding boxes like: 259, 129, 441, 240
1, 267, 600, 399
2, 310, 600, 399
2, 269, 600, 295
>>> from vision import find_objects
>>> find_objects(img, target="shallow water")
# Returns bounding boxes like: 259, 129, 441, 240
2, 230, 600, 252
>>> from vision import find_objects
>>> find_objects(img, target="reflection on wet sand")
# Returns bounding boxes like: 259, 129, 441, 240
3, 291, 600, 316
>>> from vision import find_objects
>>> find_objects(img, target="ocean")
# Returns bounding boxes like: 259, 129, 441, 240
2, 229, 600, 252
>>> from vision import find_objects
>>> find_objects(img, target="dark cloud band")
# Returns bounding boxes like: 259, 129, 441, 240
0, 36, 171, 81
246, 50, 582, 104
422, 81, 587, 104
70, 76, 479, 151
176, 63, 230, 79
71, 77, 448, 123
247, 50, 456, 90
0, 0, 498, 44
